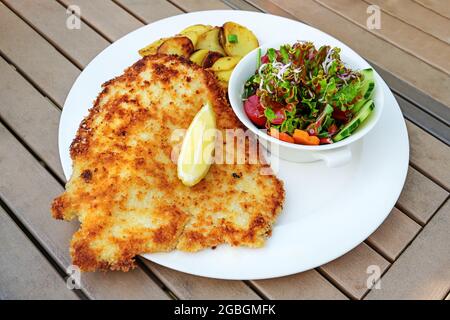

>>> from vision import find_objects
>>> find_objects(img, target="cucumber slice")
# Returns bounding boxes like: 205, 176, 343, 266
360, 68, 375, 100
333, 100, 374, 142
352, 69, 375, 113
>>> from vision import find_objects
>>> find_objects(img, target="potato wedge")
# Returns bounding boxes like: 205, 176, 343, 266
220, 22, 259, 57
139, 38, 166, 57
202, 51, 224, 68
210, 56, 241, 72
157, 36, 194, 58
189, 49, 210, 66
214, 70, 232, 82
195, 27, 226, 55
179, 24, 213, 46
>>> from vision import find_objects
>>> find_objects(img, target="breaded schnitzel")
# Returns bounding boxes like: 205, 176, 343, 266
51, 54, 284, 271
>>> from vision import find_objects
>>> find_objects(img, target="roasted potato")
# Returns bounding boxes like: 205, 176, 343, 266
220, 22, 259, 57
202, 51, 224, 68
210, 56, 241, 72
195, 27, 226, 55
157, 36, 194, 58
139, 38, 166, 57
190, 49, 210, 65
179, 24, 213, 47
214, 70, 232, 82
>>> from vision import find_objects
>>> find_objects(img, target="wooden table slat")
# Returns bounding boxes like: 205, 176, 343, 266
0, 57, 64, 180
251, 270, 348, 300
0, 2, 79, 106
366, 207, 421, 261
397, 167, 449, 225
414, 0, 450, 19
0, 123, 169, 299
58, 0, 143, 42
0, 206, 79, 300
169, 0, 231, 11
249, 0, 450, 108
319, 243, 390, 299
365, 199, 450, 299
3, 0, 109, 69
114, 0, 183, 23
143, 260, 261, 300
366, 0, 450, 44
316, 0, 450, 74
407, 121, 450, 191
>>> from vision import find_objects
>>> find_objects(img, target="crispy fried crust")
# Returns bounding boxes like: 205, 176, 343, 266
51, 54, 284, 271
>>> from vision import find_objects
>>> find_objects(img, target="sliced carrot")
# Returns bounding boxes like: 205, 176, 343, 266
293, 129, 320, 145
307, 135, 320, 145
278, 132, 295, 143
269, 128, 294, 143
293, 129, 310, 144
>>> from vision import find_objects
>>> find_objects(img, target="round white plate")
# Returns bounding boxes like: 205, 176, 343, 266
59, 11, 409, 280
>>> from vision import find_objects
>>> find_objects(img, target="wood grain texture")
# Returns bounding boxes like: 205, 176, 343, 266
366, 207, 421, 261
0, 206, 79, 300
0, 3, 79, 106
316, 0, 450, 74
320, 243, 390, 299
114, 0, 183, 22
143, 260, 260, 299
58, 0, 143, 41
0, 58, 64, 180
366, 199, 450, 299
251, 270, 348, 300
396, 167, 449, 225
414, 0, 450, 19
0, 123, 169, 299
249, 0, 450, 107
0, 2, 264, 298
407, 121, 450, 191
366, 0, 450, 44
3, 0, 109, 68
170, 0, 231, 11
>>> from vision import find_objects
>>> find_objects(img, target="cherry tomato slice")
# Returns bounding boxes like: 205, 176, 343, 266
271, 109, 286, 125
244, 95, 266, 127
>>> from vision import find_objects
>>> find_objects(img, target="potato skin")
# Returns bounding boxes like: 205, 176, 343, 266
210, 56, 241, 72
221, 22, 259, 57
139, 38, 166, 57
202, 51, 224, 68
195, 27, 226, 55
179, 24, 213, 47
157, 36, 194, 58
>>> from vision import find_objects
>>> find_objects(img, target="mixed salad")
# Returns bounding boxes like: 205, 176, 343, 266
243, 41, 375, 145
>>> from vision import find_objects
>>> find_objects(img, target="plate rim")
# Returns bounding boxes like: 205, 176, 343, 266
59, 10, 410, 280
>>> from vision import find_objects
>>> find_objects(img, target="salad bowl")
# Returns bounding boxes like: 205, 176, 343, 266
228, 39, 385, 167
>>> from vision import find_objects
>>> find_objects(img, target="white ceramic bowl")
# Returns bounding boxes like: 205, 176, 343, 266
228, 40, 384, 167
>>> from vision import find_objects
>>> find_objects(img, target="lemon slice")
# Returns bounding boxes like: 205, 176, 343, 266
177, 102, 216, 186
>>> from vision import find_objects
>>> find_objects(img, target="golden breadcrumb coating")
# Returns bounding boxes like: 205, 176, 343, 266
51, 54, 284, 271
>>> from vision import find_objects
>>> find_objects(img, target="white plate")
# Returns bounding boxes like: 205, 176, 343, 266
59, 11, 409, 280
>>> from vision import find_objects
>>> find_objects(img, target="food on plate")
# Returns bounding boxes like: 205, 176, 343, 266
138, 38, 166, 56
195, 27, 226, 55
178, 24, 213, 47
210, 56, 241, 72
220, 22, 259, 57
157, 36, 194, 58
177, 102, 216, 187
243, 41, 375, 145
139, 22, 259, 87
51, 55, 284, 271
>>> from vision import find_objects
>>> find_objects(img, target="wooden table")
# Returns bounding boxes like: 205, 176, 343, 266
0, 0, 449, 300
